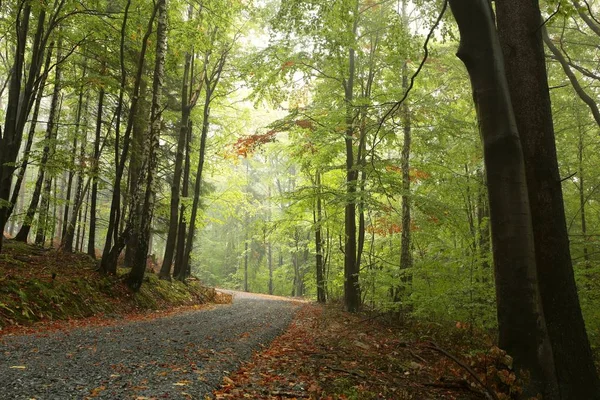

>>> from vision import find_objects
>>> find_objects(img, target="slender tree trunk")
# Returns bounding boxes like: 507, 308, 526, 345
343, 34, 360, 312
314, 170, 326, 303
178, 39, 228, 281
496, 2, 600, 397
7, 48, 52, 222
62, 67, 86, 240
173, 121, 192, 277
88, 88, 104, 258
18, 39, 61, 244
127, 0, 167, 291
160, 52, 192, 278
62, 95, 89, 252
578, 130, 589, 266
448, 1, 558, 397
100, 1, 158, 274
35, 44, 63, 247
397, 48, 413, 304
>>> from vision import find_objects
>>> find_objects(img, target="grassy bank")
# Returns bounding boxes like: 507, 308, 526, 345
0, 240, 228, 329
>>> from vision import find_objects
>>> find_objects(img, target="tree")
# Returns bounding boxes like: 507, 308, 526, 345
495, 1, 600, 397
447, 0, 558, 397
126, 0, 168, 291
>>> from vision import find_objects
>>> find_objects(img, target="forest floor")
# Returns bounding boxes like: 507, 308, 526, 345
213, 302, 518, 400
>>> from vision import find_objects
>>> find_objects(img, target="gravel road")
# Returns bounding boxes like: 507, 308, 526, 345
0, 290, 300, 399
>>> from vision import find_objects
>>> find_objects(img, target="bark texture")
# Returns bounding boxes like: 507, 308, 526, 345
496, 2, 600, 397
448, 0, 558, 397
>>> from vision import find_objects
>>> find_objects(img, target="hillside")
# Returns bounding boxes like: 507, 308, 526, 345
0, 240, 228, 332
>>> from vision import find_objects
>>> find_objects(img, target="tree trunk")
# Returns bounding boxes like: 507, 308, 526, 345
343, 2, 360, 312
496, 2, 600, 397
127, 0, 167, 291
100, 1, 157, 274
173, 121, 192, 277
7, 48, 52, 224
124, 74, 149, 267
448, 1, 558, 397
62, 96, 89, 252
397, 40, 413, 304
88, 88, 104, 258
160, 52, 192, 279
0, 2, 32, 252
314, 170, 326, 303
177, 38, 227, 281
62, 67, 86, 240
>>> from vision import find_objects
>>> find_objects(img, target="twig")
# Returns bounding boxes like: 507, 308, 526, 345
377, 0, 448, 131
323, 365, 366, 379
536, 2, 560, 32
423, 341, 500, 400
409, 348, 428, 364
263, 390, 309, 398
560, 171, 577, 182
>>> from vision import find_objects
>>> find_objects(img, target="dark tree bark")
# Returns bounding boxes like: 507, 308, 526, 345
100, 1, 157, 274
35, 36, 63, 247
124, 74, 150, 267
17, 40, 62, 244
7, 48, 52, 224
343, 2, 360, 312
448, 0, 559, 398
61, 65, 86, 241
173, 122, 192, 277
1, 3, 36, 249
88, 87, 104, 258
496, 2, 600, 398
127, 0, 168, 291
61, 93, 89, 253
160, 52, 192, 279
177, 35, 228, 281
314, 170, 326, 303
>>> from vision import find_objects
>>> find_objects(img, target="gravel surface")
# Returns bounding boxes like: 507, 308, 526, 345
0, 290, 300, 399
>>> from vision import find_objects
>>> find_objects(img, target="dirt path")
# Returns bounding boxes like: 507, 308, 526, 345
0, 290, 300, 400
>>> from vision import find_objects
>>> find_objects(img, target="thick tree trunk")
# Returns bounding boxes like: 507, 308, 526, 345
496, 2, 600, 397
7, 49, 52, 223
448, 1, 558, 398
0, 2, 32, 252
124, 75, 149, 267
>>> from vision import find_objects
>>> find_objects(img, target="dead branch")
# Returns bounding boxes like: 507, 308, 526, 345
423, 341, 500, 400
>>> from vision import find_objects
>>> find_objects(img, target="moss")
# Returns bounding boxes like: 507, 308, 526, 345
0, 241, 224, 328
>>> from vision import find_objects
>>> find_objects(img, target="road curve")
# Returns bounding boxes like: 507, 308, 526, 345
0, 290, 300, 399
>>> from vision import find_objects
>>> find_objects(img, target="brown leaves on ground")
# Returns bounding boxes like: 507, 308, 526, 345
213, 304, 520, 400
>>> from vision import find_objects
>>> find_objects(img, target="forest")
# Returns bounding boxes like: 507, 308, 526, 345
1, 0, 600, 398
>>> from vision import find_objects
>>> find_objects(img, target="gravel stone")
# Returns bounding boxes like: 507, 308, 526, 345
0, 290, 299, 399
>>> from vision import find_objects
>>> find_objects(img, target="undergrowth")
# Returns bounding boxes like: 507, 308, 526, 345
0, 240, 225, 329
